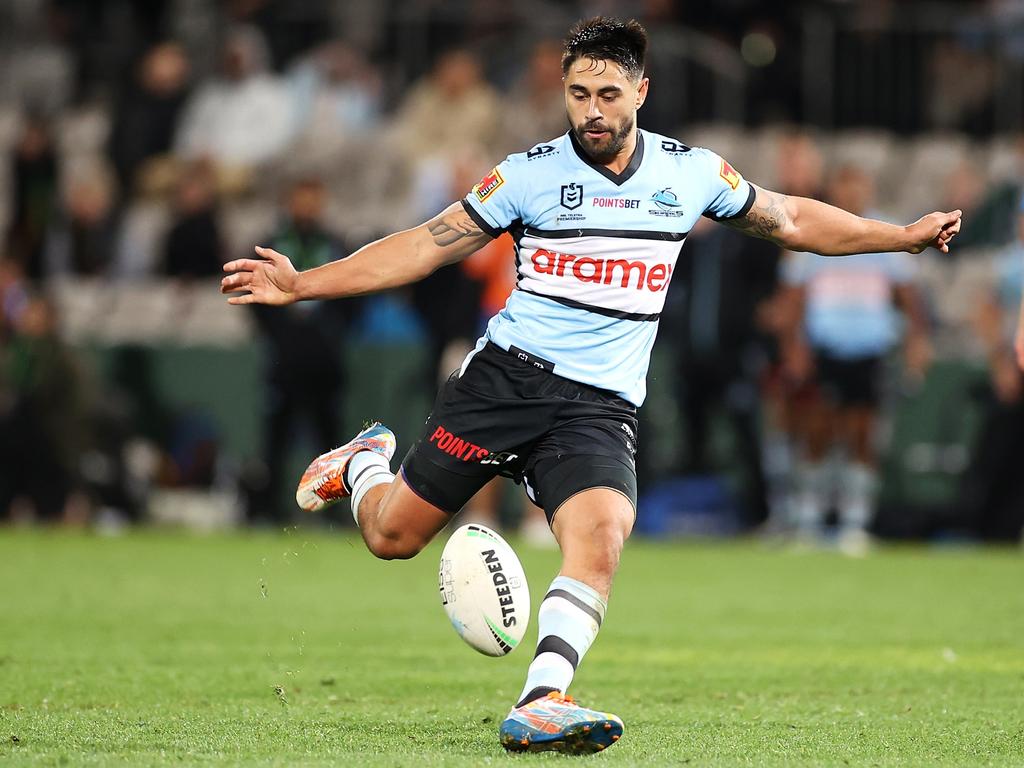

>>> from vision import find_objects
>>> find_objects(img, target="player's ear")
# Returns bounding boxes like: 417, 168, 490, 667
635, 77, 649, 110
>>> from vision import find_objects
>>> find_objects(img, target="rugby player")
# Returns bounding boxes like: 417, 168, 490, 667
221, 17, 962, 755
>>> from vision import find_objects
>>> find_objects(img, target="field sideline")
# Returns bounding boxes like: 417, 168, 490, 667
1, 529, 1021, 767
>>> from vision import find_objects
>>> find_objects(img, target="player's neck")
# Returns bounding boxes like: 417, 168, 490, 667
600, 129, 638, 175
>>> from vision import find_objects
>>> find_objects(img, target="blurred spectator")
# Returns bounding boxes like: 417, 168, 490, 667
961, 197, 1024, 541
940, 161, 998, 250
759, 129, 826, 522
162, 161, 224, 278
5, 115, 59, 281
781, 165, 931, 553
409, 148, 489, 382
108, 41, 191, 196
498, 39, 567, 154
774, 130, 825, 198
0, 7, 74, 113
44, 162, 118, 276
663, 214, 779, 530
250, 177, 349, 524
288, 41, 381, 155
391, 48, 501, 161
174, 25, 294, 171
0, 294, 93, 523
946, 136, 1024, 249
0, 259, 30, 344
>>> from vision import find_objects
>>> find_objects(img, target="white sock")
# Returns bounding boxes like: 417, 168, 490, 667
345, 451, 393, 526
838, 462, 877, 532
794, 461, 827, 533
516, 575, 607, 707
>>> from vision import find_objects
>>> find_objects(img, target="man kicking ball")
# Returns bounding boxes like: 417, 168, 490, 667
222, 16, 961, 754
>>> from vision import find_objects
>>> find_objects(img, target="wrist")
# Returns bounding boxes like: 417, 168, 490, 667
291, 270, 310, 302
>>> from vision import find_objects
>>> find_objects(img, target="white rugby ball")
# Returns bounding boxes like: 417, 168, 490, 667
438, 524, 530, 656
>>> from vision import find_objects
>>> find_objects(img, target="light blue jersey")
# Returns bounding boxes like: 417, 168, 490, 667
783, 246, 915, 358
461, 130, 754, 405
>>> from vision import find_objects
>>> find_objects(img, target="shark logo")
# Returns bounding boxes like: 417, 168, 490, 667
651, 188, 682, 211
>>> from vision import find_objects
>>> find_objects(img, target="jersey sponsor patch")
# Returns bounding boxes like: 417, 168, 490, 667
719, 159, 741, 190
473, 167, 505, 202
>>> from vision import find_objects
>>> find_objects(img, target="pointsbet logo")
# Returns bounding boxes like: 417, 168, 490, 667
530, 249, 673, 292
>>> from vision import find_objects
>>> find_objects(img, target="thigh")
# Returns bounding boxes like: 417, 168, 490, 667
400, 361, 552, 514
373, 469, 456, 547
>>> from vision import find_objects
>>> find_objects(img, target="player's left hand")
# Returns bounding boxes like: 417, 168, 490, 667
905, 210, 962, 254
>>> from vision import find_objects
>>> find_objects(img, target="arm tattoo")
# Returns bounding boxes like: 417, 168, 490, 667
723, 187, 788, 241
428, 209, 484, 247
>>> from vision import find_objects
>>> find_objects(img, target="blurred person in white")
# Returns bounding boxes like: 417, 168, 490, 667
781, 165, 931, 554
391, 48, 501, 161
108, 41, 191, 196
287, 41, 381, 155
174, 25, 293, 173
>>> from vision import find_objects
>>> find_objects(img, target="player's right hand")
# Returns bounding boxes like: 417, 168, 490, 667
221, 246, 299, 305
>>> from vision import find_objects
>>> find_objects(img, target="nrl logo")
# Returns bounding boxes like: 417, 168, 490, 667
560, 183, 583, 210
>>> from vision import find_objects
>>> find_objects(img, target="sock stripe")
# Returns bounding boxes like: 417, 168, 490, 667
534, 634, 579, 669
347, 461, 384, 493
544, 588, 603, 628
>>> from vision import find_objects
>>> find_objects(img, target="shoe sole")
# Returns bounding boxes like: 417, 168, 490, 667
500, 718, 623, 754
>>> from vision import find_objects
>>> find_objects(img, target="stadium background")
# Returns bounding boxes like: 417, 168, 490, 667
2, 0, 1023, 539
2, 2, 1023, 767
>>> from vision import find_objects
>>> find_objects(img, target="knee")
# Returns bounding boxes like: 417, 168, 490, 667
364, 525, 428, 561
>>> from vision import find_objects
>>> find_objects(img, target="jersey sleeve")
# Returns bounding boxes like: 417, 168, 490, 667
698, 149, 757, 221
460, 154, 526, 238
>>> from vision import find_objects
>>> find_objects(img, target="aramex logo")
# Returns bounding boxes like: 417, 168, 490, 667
531, 248, 672, 292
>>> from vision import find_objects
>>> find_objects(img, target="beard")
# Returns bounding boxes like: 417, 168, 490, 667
571, 114, 634, 164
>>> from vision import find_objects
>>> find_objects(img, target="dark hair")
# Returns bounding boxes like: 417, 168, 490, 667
562, 17, 648, 82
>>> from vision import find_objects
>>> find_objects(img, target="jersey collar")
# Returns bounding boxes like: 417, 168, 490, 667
568, 129, 645, 187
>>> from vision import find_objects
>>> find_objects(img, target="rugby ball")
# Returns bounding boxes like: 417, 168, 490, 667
438, 524, 530, 656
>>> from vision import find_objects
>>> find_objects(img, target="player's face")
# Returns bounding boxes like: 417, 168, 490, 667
564, 58, 648, 164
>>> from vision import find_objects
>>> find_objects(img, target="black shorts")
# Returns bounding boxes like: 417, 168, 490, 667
814, 350, 884, 407
400, 342, 639, 522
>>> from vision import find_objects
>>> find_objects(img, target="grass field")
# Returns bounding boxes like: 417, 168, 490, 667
1, 529, 1022, 767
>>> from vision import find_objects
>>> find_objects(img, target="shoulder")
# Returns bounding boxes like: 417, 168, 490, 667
642, 132, 728, 175
643, 129, 696, 159
502, 133, 572, 167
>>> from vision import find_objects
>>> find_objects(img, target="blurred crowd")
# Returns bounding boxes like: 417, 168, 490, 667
1, 0, 1023, 545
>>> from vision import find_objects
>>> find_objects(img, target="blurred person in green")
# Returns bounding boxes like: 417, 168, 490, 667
0, 284, 92, 523
248, 177, 349, 524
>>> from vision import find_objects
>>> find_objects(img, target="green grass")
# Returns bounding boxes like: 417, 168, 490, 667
0, 529, 1022, 766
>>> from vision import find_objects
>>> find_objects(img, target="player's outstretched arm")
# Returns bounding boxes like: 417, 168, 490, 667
721, 184, 962, 256
220, 202, 492, 305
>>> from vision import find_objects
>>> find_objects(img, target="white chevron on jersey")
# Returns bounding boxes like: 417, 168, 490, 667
462, 129, 755, 406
